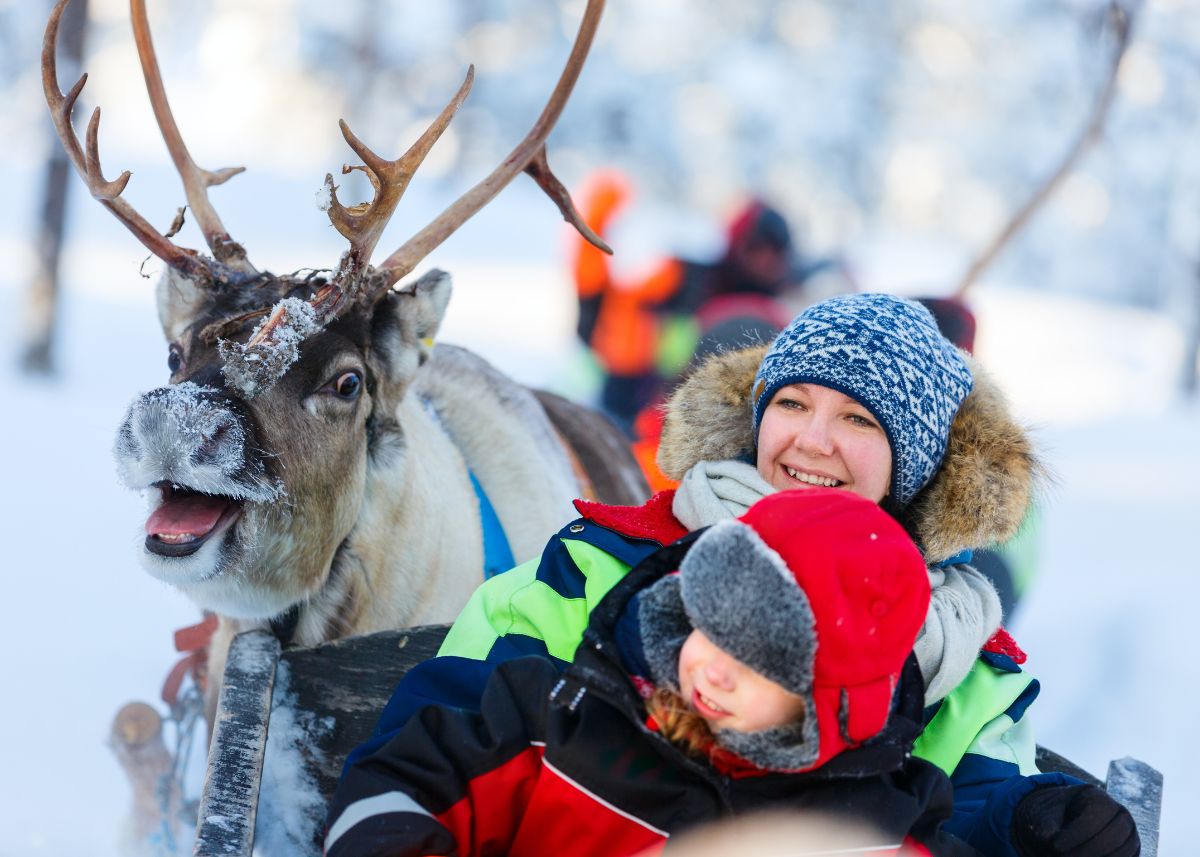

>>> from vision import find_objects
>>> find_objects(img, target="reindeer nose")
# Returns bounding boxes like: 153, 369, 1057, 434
114, 382, 278, 502
114, 383, 247, 485
194, 420, 235, 465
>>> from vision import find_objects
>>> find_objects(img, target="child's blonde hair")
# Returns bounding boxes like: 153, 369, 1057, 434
645, 687, 717, 759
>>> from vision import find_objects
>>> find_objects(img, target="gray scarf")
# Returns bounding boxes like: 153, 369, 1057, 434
672, 460, 1002, 706
915, 564, 1003, 705
671, 460, 777, 530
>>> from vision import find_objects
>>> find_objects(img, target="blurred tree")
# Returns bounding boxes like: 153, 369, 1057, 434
1184, 260, 1200, 398
953, 0, 1136, 299
0, 7, 22, 83
13, 0, 1200, 356
19, 0, 88, 376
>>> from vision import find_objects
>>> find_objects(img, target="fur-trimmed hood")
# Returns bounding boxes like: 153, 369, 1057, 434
657, 345, 1041, 564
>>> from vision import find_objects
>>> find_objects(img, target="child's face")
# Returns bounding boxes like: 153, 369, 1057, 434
677, 629, 806, 733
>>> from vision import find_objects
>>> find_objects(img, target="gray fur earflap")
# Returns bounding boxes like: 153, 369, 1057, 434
638, 575, 691, 691
715, 718, 820, 772
678, 520, 817, 696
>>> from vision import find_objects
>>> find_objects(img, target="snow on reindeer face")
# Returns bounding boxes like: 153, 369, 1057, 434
111, 268, 435, 619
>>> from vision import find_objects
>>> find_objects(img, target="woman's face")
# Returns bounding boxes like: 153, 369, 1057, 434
755, 383, 892, 503
677, 629, 807, 732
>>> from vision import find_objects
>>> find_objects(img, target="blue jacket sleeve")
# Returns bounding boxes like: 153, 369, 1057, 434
341, 655, 503, 773
916, 651, 1082, 857
946, 766, 1081, 857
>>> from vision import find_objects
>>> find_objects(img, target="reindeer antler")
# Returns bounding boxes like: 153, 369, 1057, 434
42, 0, 209, 279
371, 0, 610, 293
225, 0, 610, 396
322, 0, 610, 303
325, 68, 476, 283
130, 0, 253, 273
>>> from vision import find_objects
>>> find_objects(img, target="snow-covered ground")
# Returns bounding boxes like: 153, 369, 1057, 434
0, 226, 1195, 853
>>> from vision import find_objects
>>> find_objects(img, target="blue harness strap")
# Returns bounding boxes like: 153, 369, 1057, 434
469, 470, 515, 579
935, 549, 974, 568
418, 393, 514, 581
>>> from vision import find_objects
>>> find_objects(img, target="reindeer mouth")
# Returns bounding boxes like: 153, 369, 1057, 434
145, 483, 244, 558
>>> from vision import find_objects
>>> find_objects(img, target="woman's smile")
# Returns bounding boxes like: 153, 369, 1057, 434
781, 465, 843, 488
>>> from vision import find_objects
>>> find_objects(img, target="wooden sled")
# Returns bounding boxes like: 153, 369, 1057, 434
192, 626, 1165, 857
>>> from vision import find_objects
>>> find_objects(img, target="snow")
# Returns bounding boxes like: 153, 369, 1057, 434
3, 1, 1198, 852
253, 663, 333, 856
218, 296, 322, 398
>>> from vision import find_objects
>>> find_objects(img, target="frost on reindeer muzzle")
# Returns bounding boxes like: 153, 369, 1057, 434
114, 382, 283, 558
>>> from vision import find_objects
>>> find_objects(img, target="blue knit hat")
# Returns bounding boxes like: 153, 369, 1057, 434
752, 294, 973, 506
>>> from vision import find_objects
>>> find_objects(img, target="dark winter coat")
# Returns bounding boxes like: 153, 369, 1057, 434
325, 541, 978, 857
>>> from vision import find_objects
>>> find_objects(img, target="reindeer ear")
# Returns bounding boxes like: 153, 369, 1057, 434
369, 269, 453, 384
395, 268, 453, 345
155, 268, 208, 342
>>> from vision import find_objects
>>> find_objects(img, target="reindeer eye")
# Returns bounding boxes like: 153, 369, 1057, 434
167, 346, 183, 374
333, 372, 362, 400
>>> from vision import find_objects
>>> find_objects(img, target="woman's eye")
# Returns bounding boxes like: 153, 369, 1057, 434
167, 346, 183, 374
847, 413, 876, 428
332, 372, 362, 400
776, 398, 803, 410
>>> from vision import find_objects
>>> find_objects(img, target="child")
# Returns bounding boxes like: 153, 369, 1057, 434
325, 489, 975, 856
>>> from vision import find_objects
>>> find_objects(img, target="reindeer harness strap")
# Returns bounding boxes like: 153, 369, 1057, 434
161, 612, 219, 705
469, 471, 516, 579
419, 395, 515, 581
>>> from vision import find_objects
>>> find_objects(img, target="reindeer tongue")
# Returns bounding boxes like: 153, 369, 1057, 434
146, 494, 233, 537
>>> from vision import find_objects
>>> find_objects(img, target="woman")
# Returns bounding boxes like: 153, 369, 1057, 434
327, 490, 978, 856
339, 294, 1135, 856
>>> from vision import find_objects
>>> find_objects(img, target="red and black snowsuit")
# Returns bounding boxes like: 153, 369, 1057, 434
324, 541, 979, 857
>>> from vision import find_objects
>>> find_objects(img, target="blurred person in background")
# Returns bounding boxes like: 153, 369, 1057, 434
571, 170, 854, 438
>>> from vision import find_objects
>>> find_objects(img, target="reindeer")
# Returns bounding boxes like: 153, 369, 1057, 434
44, 0, 642, 847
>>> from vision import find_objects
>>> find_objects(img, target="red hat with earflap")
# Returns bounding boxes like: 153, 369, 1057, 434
638, 488, 930, 772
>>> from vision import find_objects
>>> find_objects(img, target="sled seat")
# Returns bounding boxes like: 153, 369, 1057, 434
192, 626, 1164, 857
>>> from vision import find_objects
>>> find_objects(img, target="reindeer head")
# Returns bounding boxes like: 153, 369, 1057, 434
45, 0, 608, 619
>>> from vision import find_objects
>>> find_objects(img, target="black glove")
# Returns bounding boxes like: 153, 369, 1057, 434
1011, 783, 1140, 857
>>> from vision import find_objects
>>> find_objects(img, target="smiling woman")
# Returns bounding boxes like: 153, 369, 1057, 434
745, 293, 973, 511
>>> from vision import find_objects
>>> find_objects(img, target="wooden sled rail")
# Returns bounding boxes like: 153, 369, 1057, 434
194, 626, 1164, 856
